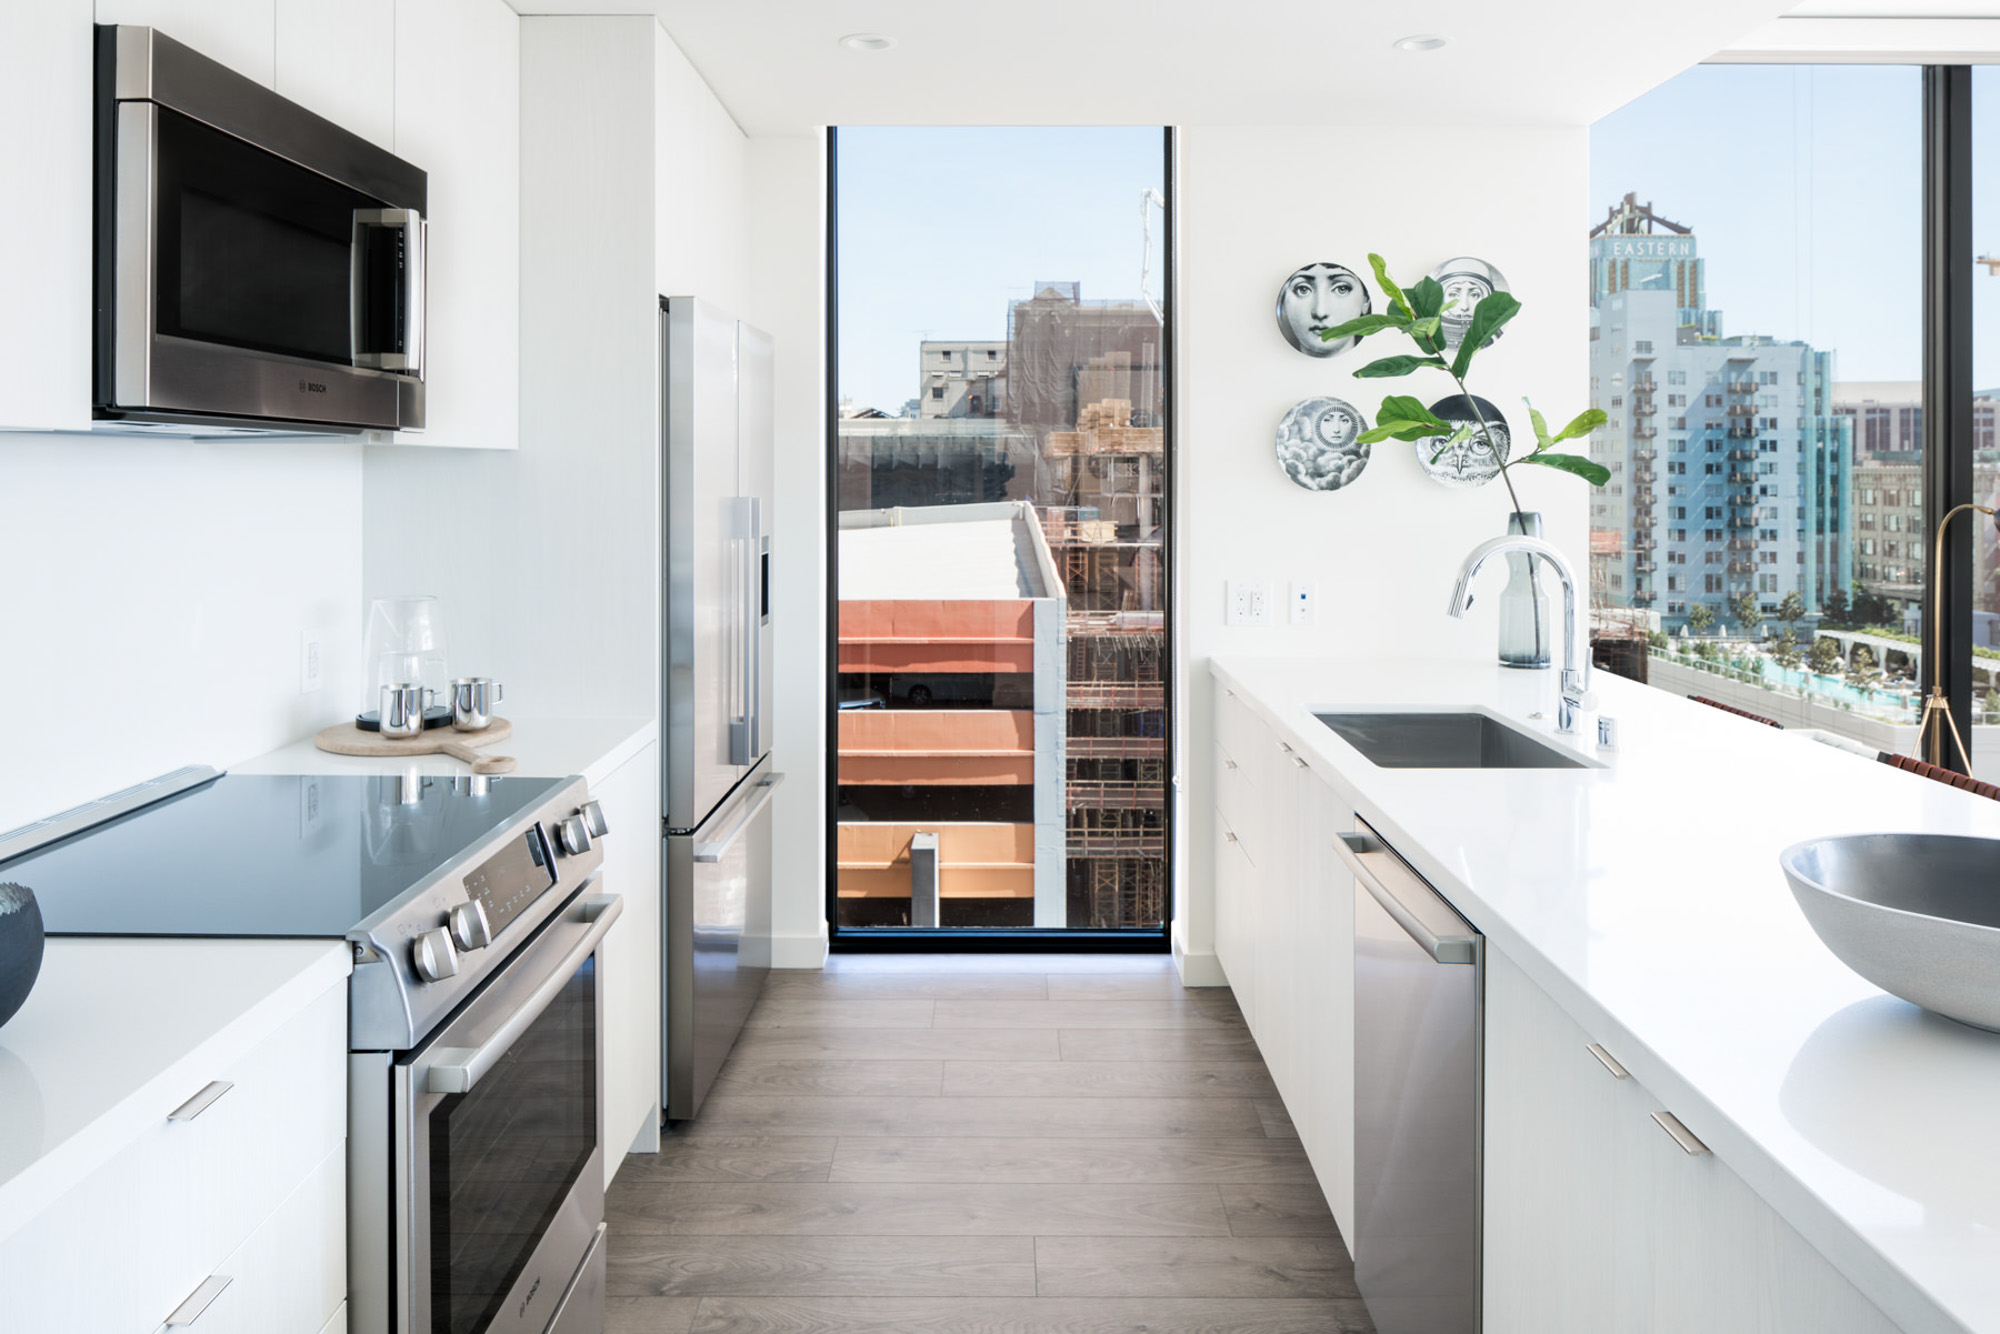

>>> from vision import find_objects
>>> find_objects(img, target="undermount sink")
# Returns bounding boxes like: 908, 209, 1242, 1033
1781, 835, 2000, 1032
1314, 711, 1590, 770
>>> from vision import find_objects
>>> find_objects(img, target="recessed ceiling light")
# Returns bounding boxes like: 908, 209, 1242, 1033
840, 34, 895, 51
1392, 34, 1449, 51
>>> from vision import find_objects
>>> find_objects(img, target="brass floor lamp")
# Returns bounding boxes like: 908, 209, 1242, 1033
1911, 502, 1998, 770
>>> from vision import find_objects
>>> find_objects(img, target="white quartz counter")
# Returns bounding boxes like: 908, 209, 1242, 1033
231, 714, 656, 787
0, 938, 349, 1244
1211, 656, 2000, 1334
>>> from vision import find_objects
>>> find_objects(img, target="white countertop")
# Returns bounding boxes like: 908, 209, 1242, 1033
0, 938, 349, 1245
1211, 656, 2000, 1334
230, 714, 657, 787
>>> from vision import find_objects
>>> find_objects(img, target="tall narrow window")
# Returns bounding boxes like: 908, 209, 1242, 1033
830, 128, 1172, 937
1590, 66, 1921, 748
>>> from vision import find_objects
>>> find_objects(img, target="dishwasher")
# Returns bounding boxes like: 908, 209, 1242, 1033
1338, 816, 1483, 1334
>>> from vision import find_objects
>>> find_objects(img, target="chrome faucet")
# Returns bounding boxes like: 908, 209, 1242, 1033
1446, 535, 1596, 734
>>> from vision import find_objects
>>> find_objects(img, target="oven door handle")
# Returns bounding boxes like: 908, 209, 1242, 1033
426, 893, 622, 1095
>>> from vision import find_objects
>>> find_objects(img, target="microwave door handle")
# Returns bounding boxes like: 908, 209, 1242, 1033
425, 893, 622, 1095
350, 208, 426, 377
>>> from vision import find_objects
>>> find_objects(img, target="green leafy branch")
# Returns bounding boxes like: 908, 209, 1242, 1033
1319, 253, 1609, 515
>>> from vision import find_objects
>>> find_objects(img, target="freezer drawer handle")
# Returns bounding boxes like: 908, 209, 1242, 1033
426, 893, 623, 1095
1335, 830, 1477, 964
694, 773, 786, 864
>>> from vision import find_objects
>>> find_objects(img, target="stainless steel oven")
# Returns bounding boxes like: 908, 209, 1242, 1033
390, 884, 620, 1334
93, 25, 428, 435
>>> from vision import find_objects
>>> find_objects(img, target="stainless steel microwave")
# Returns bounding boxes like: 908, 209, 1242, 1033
93, 26, 428, 435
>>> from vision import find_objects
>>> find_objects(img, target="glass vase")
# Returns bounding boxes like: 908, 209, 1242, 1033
1498, 511, 1552, 669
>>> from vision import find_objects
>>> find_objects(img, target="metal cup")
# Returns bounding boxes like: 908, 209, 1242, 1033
449, 678, 503, 732
379, 683, 432, 739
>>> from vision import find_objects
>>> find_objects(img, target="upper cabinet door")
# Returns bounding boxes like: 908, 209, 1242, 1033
390, 0, 519, 450
0, 0, 92, 431
97, 0, 275, 86
274, 0, 394, 151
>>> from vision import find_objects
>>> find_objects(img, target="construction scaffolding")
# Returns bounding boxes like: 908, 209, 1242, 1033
1030, 396, 1169, 929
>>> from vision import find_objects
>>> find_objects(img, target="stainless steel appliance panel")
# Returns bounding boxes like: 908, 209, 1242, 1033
1347, 818, 1482, 1334
662, 297, 747, 828
664, 758, 779, 1119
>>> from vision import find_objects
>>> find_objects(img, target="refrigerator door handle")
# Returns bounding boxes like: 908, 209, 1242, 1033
729, 496, 762, 765
693, 772, 784, 863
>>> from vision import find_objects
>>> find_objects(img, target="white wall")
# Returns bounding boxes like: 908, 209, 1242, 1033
1173, 122, 1591, 981
745, 133, 831, 967
0, 434, 362, 831
361, 16, 749, 723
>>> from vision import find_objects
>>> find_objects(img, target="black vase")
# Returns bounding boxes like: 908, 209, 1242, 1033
0, 882, 44, 1028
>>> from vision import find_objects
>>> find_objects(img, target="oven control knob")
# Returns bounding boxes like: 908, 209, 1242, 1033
579, 800, 609, 839
449, 900, 492, 953
556, 815, 592, 856
411, 927, 460, 983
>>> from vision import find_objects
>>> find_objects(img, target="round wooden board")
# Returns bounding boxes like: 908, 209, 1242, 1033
314, 716, 514, 758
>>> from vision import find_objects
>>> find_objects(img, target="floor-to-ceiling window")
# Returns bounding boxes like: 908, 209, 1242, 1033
827, 127, 1173, 941
1591, 66, 1933, 756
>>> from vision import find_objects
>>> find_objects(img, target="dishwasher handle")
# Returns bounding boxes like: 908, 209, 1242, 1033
1336, 829, 1478, 964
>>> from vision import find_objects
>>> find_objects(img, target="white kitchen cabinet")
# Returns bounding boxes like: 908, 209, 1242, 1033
0, 0, 93, 432
595, 739, 664, 1178
1292, 771, 1356, 1239
390, 0, 520, 450
1209, 697, 1356, 1241
96, 0, 274, 86
1484, 946, 1901, 1334
0, 970, 347, 1333
274, 0, 394, 150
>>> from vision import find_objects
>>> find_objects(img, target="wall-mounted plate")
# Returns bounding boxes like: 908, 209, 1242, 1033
1415, 394, 1509, 490
1276, 262, 1371, 357
1430, 256, 1510, 351
1277, 396, 1371, 491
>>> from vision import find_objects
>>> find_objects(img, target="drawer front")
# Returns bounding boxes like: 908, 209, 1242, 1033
178, 1146, 346, 1334
0, 978, 346, 1332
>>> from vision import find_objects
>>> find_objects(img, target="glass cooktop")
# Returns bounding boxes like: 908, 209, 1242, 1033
2, 773, 564, 938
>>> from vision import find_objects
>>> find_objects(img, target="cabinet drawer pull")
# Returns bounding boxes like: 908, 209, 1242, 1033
1292, 756, 1309, 769
166, 1275, 232, 1326
168, 1080, 234, 1123
1650, 1110, 1709, 1156
1223, 832, 1239, 843
1223, 759, 1238, 770
1585, 1043, 1629, 1079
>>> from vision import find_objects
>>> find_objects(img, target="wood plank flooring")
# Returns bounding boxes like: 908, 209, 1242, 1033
605, 954, 1375, 1334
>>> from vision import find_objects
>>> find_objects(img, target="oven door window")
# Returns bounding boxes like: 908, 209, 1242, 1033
427, 956, 597, 1334
153, 107, 375, 364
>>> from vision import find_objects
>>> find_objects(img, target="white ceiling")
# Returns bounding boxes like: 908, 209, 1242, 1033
504, 1, 1798, 135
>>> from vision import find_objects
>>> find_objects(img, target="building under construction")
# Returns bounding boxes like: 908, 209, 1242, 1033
834, 282, 1169, 931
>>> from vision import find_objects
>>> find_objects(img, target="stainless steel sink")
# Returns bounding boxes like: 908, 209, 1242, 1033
1781, 835, 2000, 1032
1314, 712, 1589, 770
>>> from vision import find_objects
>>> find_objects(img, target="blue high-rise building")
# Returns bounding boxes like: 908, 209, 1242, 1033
1588, 196, 1853, 631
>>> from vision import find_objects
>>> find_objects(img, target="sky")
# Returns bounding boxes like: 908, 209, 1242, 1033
1591, 63, 1926, 385
836, 127, 1165, 414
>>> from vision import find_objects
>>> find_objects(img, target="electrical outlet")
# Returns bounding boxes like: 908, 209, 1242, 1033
1226, 580, 1272, 627
300, 630, 324, 694
1289, 580, 1318, 626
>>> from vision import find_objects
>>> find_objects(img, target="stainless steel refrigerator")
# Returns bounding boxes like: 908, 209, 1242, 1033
661, 295, 779, 1121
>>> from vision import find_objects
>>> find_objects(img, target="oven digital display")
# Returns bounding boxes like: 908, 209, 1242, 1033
461, 825, 556, 936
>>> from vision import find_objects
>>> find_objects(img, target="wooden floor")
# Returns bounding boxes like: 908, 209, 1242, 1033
605, 953, 1375, 1334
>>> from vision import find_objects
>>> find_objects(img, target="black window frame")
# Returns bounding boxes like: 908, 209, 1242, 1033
822, 126, 1179, 951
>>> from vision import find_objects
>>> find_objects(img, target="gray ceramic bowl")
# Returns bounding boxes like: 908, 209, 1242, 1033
1780, 835, 2000, 1033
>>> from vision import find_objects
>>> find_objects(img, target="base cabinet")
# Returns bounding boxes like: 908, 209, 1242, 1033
1484, 947, 1901, 1334
1210, 688, 1357, 1243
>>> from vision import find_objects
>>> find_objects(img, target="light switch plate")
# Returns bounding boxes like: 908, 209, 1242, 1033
300, 630, 325, 694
